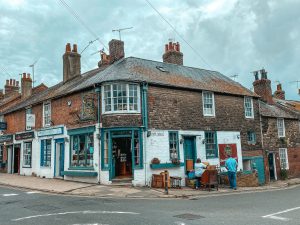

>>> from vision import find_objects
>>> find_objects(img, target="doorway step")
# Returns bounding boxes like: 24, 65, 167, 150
111, 177, 133, 186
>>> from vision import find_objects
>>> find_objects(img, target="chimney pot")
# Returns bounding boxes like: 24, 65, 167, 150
27, 73, 31, 79
72, 44, 78, 53
66, 43, 71, 53
9, 79, 12, 85
277, 84, 282, 91
16, 81, 19, 86
23, 73, 26, 79
165, 44, 168, 52
6, 80, 9, 85
12, 79, 16, 86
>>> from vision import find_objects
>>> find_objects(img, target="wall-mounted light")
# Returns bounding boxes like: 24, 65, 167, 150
180, 138, 184, 144
64, 137, 69, 143
237, 135, 240, 139
147, 131, 151, 137
67, 100, 72, 107
202, 139, 206, 144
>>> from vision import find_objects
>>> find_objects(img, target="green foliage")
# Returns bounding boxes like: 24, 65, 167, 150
280, 169, 288, 180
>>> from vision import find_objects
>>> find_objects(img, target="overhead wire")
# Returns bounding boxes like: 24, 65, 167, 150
144, 0, 214, 71
58, 0, 108, 51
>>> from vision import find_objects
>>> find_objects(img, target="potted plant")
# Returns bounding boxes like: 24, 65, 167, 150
151, 157, 160, 164
171, 158, 180, 165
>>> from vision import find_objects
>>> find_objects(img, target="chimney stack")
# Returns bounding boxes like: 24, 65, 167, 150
0, 89, 4, 100
253, 69, 274, 104
109, 39, 125, 63
4, 78, 20, 98
63, 43, 81, 83
98, 51, 111, 67
21, 72, 33, 99
274, 83, 285, 100
162, 41, 183, 65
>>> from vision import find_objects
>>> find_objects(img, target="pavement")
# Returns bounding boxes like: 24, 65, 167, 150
1, 173, 300, 199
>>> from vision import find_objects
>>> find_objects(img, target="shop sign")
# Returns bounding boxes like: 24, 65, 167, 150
15, 131, 35, 141
37, 127, 64, 137
0, 122, 7, 130
0, 134, 13, 143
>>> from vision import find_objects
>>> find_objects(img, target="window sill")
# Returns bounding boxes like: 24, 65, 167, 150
206, 156, 218, 159
102, 112, 141, 115
68, 167, 94, 171
62, 171, 98, 177
203, 115, 215, 117
150, 162, 184, 169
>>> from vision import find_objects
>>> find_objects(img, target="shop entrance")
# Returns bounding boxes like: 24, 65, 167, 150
55, 139, 65, 178
183, 136, 196, 173
112, 137, 132, 179
13, 145, 21, 174
268, 153, 276, 180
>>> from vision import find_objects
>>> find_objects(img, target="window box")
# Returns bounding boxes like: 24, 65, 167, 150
61, 171, 98, 177
150, 162, 184, 169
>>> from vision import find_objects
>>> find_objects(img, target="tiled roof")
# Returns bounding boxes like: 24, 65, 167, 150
71, 57, 258, 97
2, 57, 258, 115
259, 101, 300, 119
2, 67, 107, 114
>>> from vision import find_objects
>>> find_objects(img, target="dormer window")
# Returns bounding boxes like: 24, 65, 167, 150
102, 83, 140, 113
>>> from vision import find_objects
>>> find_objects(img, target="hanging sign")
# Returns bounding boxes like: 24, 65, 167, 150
26, 114, 35, 128
0, 134, 13, 143
0, 122, 7, 130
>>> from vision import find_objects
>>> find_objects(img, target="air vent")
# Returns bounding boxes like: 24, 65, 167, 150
156, 66, 168, 73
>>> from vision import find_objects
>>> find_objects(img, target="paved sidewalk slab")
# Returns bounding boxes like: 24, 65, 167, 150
1, 173, 300, 199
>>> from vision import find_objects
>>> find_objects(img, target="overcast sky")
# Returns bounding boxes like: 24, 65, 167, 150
0, 0, 299, 99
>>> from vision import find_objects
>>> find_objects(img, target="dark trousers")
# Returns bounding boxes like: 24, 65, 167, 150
228, 171, 237, 189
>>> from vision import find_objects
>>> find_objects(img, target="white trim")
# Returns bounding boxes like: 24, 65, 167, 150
279, 148, 289, 170
43, 101, 51, 127
202, 91, 215, 117
101, 83, 141, 114
244, 97, 254, 119
277, 118, 285, 137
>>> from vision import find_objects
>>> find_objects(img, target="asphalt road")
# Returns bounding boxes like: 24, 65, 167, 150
1, 185, 300, 225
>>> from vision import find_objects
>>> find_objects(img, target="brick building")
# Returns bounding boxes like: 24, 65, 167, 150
1, 40, 268, 186
252, 71, 300, 181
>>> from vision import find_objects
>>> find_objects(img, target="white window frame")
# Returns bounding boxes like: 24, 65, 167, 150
0, 115, 4, 122
23, 142, 32, 167
244, 97, 254, 118
277, 118, 285, 137
279, 148, 289, 170
202, 91, 215, 117
43, 102, 51, 127
101, 83, 141, 114
25, 108, 32, 131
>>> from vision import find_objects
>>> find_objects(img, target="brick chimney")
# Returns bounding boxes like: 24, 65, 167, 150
163, 41, 183, 65
253, 69, 274, 104
0, 89, 4, 100
21, 72, 33, 99
4, 79, 20, 98
274, 83, 285, 100
98, 51, 111, 67
109, 39, 124, 63
63, 43, 81, 83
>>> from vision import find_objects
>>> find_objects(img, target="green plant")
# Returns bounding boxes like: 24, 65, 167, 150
280, 169, 288, 180
151, 158, 160, 164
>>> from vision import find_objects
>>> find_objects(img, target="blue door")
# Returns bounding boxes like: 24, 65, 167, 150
59, 143, 65, 177
184, 137, 196, 172
252, 157, 265, 184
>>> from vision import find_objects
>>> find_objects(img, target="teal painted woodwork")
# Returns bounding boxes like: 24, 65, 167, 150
61, 171, 98, 177
67, 126, 95, 135
150, 162, 184, 169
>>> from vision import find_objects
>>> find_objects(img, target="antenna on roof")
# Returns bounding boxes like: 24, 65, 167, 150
274, 80, 280, 84
289, 80, 300, 95
29, 58, 39, 88
230, 74, 238, 81
80, 38, 99, 54
90, 48, 105, 56
112, 27, 133, 41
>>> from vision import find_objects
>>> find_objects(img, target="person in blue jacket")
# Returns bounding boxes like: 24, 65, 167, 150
225, 153, 238, 190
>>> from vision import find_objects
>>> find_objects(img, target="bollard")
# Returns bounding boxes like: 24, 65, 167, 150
164, 170, 168, 195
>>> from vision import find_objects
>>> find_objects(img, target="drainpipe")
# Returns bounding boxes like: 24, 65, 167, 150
95, 85, 101, 184
142, 83, 148, 186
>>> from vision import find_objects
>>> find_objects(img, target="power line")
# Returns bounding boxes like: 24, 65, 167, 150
144, 0, 214, 70
58, 0, 108, 51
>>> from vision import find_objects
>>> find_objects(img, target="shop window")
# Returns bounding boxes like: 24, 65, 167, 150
202, 91, 215, 116
41, 139, 51, 167
70, 133, 94, 168
169, 132, 179, 160
102, 83, 140, 113
279, 148, 289, 170
43, 102, 51, 127
277, 118, 285, 137
205, 131, 218, 158
23, 142, 32, 167
244, 97, 254, 118
247, 131, 256, 144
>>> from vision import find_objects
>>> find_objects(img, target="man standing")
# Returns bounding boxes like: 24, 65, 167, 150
225, 154, 238, 190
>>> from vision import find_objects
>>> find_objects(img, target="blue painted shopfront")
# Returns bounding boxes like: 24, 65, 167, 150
243, 156, 265, 184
